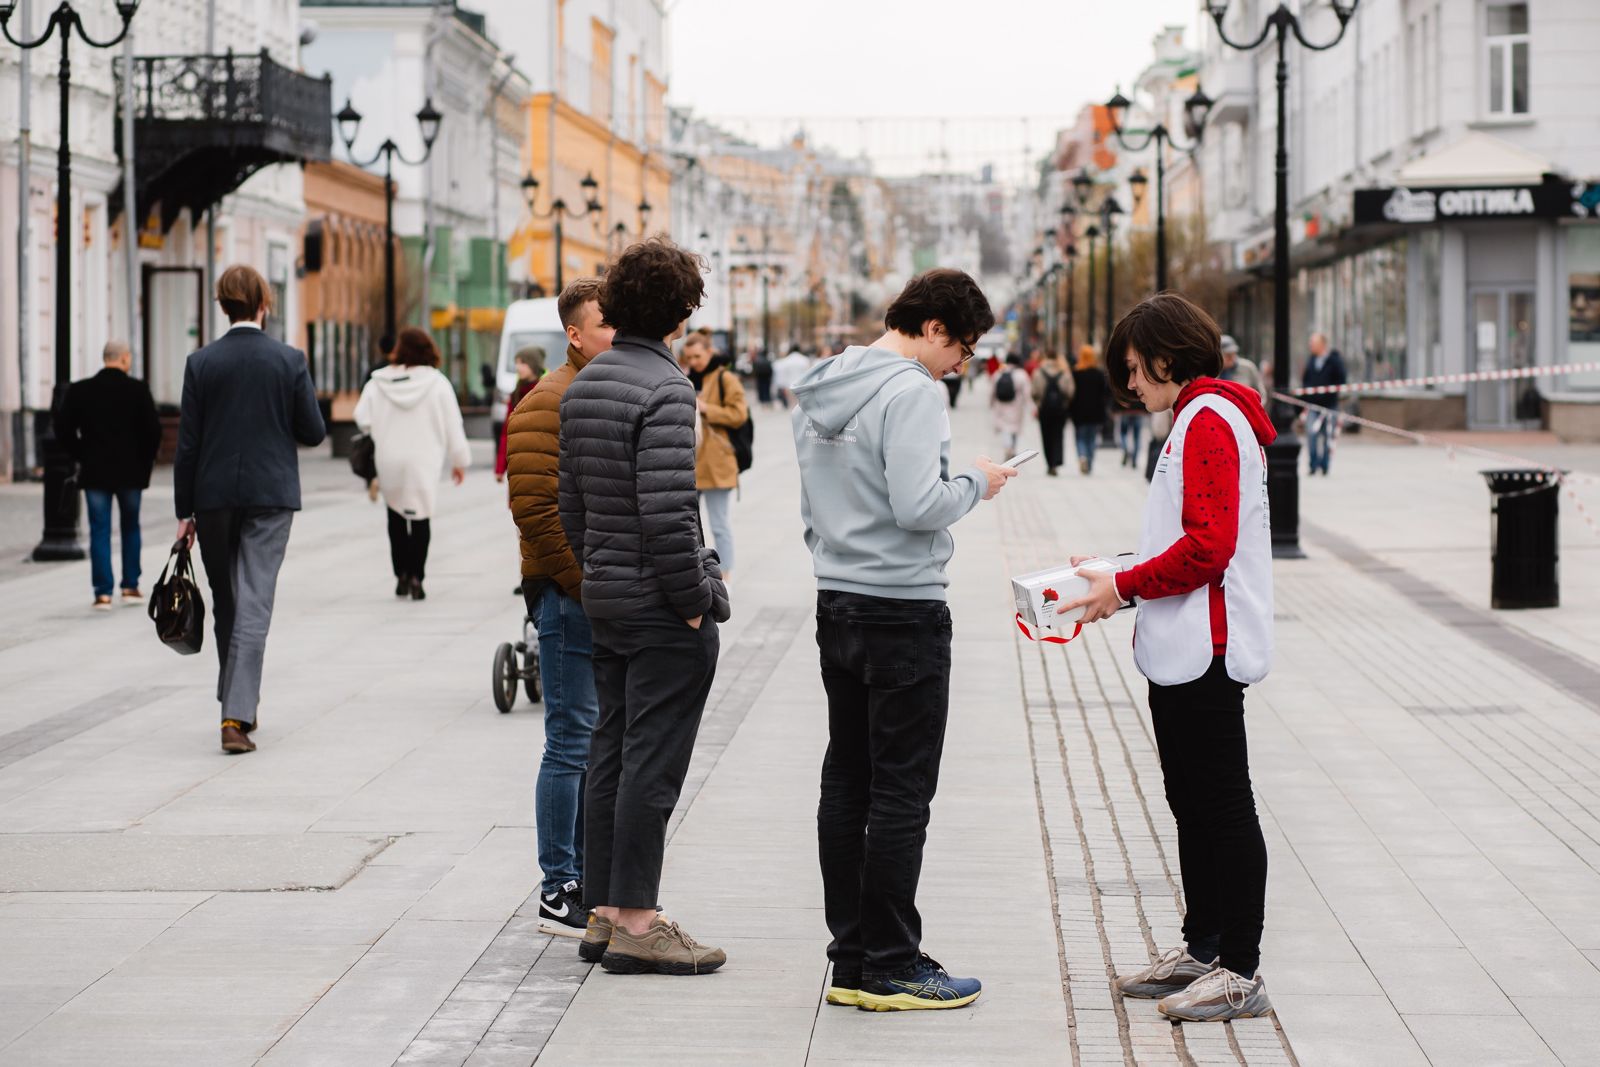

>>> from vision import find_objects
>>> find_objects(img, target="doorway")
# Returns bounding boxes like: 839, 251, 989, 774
1468, 288, 1538, 429
141, 265, 205, 404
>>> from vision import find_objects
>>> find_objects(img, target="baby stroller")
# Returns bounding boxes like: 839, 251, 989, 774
492, 614, 542, 712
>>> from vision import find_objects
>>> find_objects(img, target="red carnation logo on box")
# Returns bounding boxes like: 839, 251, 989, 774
1042, 588, 1059, 603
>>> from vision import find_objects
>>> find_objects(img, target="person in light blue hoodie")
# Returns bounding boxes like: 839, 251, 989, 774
793, 268, 1016, 1013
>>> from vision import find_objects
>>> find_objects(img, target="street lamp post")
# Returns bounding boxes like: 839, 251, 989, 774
335, 96, 443, 358
1206, 0, 1359, 559
2, 0, 141, 561
519, 169, 601, 293
1060, 203, 1078, 352
1083, 224, 1099, 346
1105, 86, 1214, 294
1102, 196, 1124, 342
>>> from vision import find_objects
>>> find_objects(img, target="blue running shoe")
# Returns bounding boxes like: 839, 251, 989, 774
856, 954, 981, 1012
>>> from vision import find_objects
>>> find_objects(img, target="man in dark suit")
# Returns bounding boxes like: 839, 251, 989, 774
55, 340, 162, 609
174, 264, 326, 754
1301, 332, 1347, 476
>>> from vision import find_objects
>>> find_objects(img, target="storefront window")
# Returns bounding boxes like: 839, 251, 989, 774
1301, 239, 1408, 384
1413, 229, 1442, 383
1565, 226, 1600, 391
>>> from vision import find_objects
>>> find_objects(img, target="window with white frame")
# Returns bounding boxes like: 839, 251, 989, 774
1484, 2, 1529, 118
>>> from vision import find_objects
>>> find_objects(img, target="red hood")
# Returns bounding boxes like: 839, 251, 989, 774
1174, 378, 1277, 445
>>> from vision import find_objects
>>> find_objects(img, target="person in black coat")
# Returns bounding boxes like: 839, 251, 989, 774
1069, 344, 1111, 474
1301, 332, 1347, 475
173, 265, 326, 755
55, 341, 162, 607
558, 237, 728, 976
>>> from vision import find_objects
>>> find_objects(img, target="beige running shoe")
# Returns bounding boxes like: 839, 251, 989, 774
600, 917, 726, 976
578, 912, 612, 963
1116, 946, 1218, 999
1157, 967, 1273, 1022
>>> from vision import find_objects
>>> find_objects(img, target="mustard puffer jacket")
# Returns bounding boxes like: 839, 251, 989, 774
506, 344, 591, 594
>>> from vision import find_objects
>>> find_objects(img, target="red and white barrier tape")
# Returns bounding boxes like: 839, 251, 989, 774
1295, 360, 1600, 396
1273, 390, 1600, 539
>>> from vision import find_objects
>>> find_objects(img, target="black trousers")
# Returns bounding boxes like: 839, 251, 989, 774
583, 609, 719, 910
1039, 411, 1069, 470
386, 508, 431, 580
815, 590, 952, 977
1149, 655, 1268, 975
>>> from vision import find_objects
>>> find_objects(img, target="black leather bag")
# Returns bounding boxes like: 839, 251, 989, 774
148, 540, 206, 655
349, 431, 377, 482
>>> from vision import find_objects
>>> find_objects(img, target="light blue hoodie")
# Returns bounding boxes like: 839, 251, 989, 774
791, 345, 985, 601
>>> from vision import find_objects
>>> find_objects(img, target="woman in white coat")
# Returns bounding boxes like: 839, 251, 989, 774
354, 327, 471, 600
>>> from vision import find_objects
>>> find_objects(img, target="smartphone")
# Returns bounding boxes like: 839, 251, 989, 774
1002, 449, 1040, 469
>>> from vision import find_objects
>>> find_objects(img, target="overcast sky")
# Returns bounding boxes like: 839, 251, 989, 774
666, 0, 1201, 181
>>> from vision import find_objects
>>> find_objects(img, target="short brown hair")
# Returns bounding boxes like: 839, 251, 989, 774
1106, 293, 1222, 405
216, 264, 272, 323
884, 269, 994, 347
393, 326, 440, 368
599, 237, 705, 340
557, 277, 603, 330
682, 331, 711, 355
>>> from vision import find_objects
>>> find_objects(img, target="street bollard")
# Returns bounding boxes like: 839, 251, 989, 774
1481, 469, 1562, 610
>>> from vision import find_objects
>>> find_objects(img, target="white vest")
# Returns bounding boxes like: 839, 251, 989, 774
1133, 394, 1273, 686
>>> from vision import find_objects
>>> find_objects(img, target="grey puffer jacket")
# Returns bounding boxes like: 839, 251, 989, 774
559, 335, 717, 622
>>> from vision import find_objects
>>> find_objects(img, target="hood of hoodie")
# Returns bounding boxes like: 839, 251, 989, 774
369, 363, 440, 410
792, 345, 929, 435
1174, 377, 1277, 446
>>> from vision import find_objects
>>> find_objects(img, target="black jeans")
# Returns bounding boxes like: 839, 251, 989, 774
815, 590, 952, 977
583, 609, 719, 910
386, 508, 430, 580
1039, 411, 1069, 470
1149, 655, 1268, 975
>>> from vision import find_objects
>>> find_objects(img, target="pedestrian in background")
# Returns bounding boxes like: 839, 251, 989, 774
772, 345, 812, 408
1302, 331, 1345, 475
559, 237, 728, 977
1031, 348, 1074, 476
751, 345, 774, 408
1069, 292, 1276, 1024
173, 264, 326, 755
683, 331, 747, 582
1069, 344, 1109, 474
1218, 335, 1266, 403
506, 276, 614, 936
355, 326, 471, 602
56, 340, 161, 610
792, 268, 1015, 1012
989, 351, 1033, 456
495, 347, 545, 483
1115, 397, 1145, 471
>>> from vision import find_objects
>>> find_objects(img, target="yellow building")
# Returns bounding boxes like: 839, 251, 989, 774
511, 4, 671, 292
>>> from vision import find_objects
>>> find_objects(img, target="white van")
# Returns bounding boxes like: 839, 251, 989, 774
493, 298, 568, 433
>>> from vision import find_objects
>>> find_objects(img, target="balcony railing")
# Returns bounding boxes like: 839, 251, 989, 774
114, 50, 332, 231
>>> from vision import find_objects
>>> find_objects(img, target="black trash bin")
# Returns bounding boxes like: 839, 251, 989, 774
1481, 469, 1562, 609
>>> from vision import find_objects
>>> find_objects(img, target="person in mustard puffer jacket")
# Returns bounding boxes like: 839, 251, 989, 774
682, 332, 747, 579
504, 276, 614, 933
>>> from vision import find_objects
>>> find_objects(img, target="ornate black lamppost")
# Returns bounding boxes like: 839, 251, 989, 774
1105, 85, 1214, 293
2, 0, 140, 561
1206, 0, 1359, 558
335, 96, 442, 356
519, 169, 601, 293
1101, 194, 1124, 346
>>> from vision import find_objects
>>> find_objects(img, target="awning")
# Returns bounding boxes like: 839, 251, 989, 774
1395, 131, 1553, 186
467, 307, 506, 334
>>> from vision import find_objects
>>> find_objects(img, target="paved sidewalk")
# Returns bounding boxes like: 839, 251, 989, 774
3, 386, 1600, 1065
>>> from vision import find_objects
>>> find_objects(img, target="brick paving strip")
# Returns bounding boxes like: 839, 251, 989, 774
1002, 490, 1299, 1067
392, 605, 808, 1067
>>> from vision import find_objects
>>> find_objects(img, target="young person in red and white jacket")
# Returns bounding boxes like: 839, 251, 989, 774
1066, 292, 1277, 1024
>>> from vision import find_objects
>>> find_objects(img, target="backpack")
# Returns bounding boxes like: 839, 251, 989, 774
993, 369, 1017, 403
1040, 370, 1068, 415
716, 370, 754, 473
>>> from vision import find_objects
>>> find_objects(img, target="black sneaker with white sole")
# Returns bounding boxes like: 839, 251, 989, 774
538, 880, 587, 936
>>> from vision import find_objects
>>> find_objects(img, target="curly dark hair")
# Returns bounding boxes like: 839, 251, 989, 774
883, 268, 995, 347
1105, 292, 1222, 406
598, 237, 706, 340
393, 326, 440, 368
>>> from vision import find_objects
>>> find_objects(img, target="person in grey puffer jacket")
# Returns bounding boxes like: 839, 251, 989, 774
793, 268, 1016, 1012
558, 237, 728, 977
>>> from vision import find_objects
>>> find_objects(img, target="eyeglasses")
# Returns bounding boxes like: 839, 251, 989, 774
956, 341, 976, 367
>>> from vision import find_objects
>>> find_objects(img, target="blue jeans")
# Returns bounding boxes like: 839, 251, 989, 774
1119, 415, 1143, 463
532, 582, 599, 894
1074, 424, 1100, 471
701, 488, 735, 572
85, 488, 142, 598
1307, 408, 1335, 473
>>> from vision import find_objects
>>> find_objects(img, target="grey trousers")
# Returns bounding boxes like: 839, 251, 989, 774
195, 507, 293, 727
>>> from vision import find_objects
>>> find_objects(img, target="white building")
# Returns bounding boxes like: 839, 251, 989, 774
1195, 0, 1600, 434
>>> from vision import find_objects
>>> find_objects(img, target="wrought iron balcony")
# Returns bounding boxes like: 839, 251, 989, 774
114, 50, 332, 231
